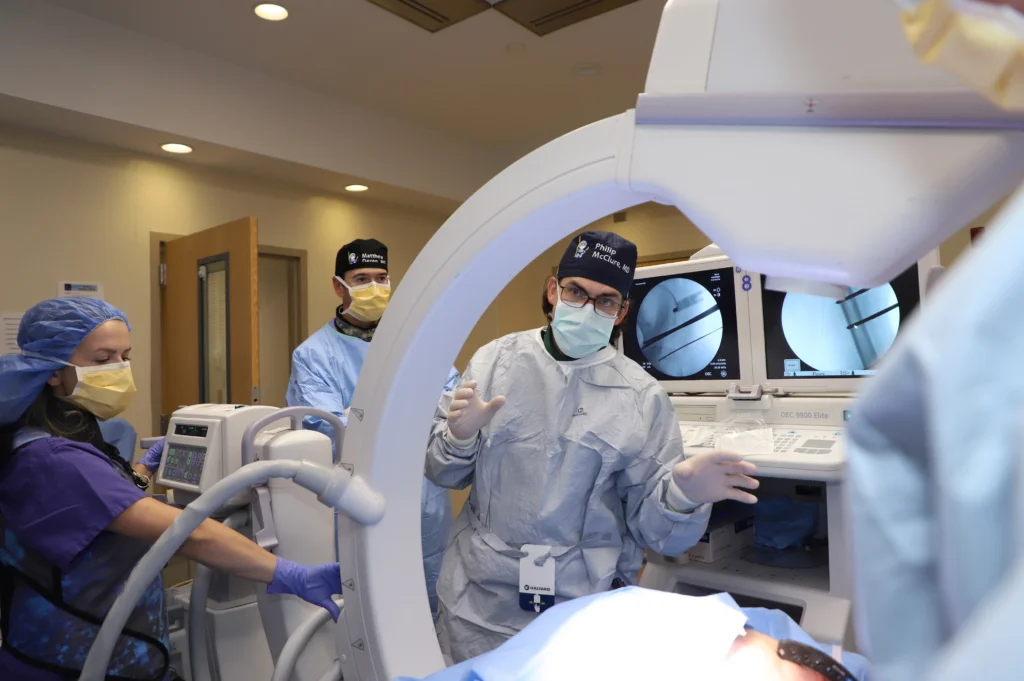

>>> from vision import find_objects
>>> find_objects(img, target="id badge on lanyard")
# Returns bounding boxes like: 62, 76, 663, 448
519, 544, 556, 613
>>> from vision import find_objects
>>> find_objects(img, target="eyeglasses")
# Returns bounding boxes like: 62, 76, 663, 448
558, 284, 624, 319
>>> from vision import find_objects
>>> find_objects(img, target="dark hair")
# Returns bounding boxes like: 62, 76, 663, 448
0, 385, 126, 473
541, 280, 627, 345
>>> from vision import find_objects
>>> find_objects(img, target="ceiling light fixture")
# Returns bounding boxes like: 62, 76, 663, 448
161, 143, 193, 154
254, 3, 289, 21
345, 184, 369, 192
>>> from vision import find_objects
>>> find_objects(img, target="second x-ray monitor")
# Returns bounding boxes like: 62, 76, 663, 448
749, 250, 942, 394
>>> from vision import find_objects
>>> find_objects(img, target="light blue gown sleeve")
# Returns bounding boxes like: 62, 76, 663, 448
285, 344, 349, 441
618, 386, 712, 557
846, 353, 942, 681
444, 366, 460, 393
921, 559, 1024, 681
421, 367, 459, 619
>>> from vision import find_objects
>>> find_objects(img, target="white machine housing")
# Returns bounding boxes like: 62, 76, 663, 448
156, 404, 279, 508
676, 394, 848, 479
334, 1, 1024, 678
154, 405, 292, 681
644, 392, 855, 648
636, 246, 938, 646
255, 427, 339, 681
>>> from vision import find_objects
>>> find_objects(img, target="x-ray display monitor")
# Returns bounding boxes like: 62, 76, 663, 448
761, 264, 921, 379
622, 267, 742, 381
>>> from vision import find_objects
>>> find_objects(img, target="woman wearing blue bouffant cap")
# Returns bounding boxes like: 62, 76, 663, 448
0, 297, 341, 681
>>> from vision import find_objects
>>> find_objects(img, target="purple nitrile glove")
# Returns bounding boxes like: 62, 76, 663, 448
267, 558, 343, 621
139, 438, 166, 471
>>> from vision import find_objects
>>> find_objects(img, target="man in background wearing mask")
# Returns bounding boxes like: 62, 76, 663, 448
287, 238, 458, 620
426, 231, 760, 663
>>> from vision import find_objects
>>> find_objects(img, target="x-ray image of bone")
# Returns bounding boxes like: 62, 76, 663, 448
781, 283, 900, 372
636, 279, 723, 377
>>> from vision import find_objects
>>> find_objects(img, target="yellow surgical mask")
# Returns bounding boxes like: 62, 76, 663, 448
336, 277, 391, 323
899, 0, 1024, 109
64, 362, 137, 421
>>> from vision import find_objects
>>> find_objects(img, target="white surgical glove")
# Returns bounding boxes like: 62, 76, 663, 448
671, 451, 759, 505
446, 380, 506, 446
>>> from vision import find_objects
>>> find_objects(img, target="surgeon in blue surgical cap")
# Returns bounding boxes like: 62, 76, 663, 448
286, 238, 457, 620
426, 230, 761, 663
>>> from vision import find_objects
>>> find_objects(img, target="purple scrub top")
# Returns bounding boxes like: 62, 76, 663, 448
0, 436, 147, 681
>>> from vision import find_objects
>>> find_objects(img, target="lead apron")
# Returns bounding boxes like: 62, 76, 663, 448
0, 429, 170, 681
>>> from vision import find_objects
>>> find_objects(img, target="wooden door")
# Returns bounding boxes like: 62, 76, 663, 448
160, 217, 259, 428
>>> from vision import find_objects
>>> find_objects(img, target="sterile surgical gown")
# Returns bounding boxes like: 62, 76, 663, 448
846, 187, 1024, 681
426, 329, 712, 662
286, 321, 458, 619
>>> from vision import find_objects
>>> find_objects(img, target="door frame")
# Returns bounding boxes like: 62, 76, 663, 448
149, 231, 178, 436
149, 233, 309, 435
258, 245, 309, 352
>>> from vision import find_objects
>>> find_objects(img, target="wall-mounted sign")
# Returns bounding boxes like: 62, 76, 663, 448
58, 282, 104, 300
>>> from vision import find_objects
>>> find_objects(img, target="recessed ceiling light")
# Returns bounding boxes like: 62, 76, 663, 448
345, 184, 369, 192
506, 43, 527, 56
254, 3, 288, 21
572, 62, 602, 76
161, 143, 193, 154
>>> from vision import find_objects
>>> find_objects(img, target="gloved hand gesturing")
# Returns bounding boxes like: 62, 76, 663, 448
138, 438, 166, 472
672, 451, 759, 505
446, 380, 506, 443
267, 558, 343, 621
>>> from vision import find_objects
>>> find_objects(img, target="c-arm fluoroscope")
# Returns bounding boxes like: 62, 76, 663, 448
334, 2, 1024, 678
83, 1, 1024, 680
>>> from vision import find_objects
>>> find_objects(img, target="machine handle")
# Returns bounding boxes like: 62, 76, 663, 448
727, 384, 764, 401
251, 486, 279, 551
139, 437, 162, 450
240, 407, 345, 467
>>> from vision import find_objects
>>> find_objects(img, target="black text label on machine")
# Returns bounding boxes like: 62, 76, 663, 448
780, 411, 830, 420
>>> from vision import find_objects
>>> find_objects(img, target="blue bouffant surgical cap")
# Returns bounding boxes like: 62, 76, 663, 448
0, 297, 130, 426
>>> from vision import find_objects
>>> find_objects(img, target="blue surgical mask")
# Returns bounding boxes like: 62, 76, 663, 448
551, 299, 616, 359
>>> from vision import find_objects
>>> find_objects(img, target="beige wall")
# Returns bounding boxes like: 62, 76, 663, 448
940, 200, 1005, 267
0, 126, 449, 441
